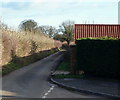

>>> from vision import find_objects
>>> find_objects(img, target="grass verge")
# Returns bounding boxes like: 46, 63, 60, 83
2, 48, 58, 76
57, 62, 70, 71
53, 74, 84, 79
54, 61, 84, 79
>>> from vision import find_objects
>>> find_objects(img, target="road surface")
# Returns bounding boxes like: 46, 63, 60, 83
1, 51, 105, 98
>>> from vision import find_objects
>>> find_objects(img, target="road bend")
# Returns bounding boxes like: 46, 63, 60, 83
1, 51, 105, 98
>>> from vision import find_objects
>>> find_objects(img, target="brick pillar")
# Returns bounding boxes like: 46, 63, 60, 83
70, 45, 77, 74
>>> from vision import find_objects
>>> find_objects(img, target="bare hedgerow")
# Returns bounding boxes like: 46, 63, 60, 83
0, 23, 58, 66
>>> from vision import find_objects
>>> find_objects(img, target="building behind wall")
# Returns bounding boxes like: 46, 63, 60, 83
74, 24, 120, 41
118, 1, 120, 24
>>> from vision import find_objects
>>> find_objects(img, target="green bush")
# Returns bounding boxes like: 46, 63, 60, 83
76, 39, 120, 79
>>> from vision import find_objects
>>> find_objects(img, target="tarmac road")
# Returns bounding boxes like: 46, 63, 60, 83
1, 51, 105, 99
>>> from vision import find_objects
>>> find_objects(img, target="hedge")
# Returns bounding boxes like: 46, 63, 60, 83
76, 39, 120, 79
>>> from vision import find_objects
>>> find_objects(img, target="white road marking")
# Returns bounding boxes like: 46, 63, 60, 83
48, 90, 51, 93
42, 85, 55, 98
52, 86, 55, 88
42, 96, 46, 98
44, 93, 48, 96
50, 87, 54, 90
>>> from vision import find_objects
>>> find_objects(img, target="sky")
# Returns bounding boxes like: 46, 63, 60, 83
0, 0, 120, 29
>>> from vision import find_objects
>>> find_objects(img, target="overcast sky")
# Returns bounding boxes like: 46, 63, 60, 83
0, 0, 120, 29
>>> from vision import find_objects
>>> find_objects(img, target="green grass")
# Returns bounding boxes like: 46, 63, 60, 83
53, 74, 84, 79
55, 61, 84, 79
2, 49, 58, 76
57, 62, 70, 71
2, 62, 21, 75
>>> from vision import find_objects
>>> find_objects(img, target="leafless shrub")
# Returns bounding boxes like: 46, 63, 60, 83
0, 22, 57, 66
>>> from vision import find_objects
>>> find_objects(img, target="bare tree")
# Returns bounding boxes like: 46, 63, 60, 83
59, 20, 74, 45
19, 19, 38, 32
39, 25, 58, 38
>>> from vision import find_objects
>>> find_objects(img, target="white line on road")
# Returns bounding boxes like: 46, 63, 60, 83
48, 90, 51, 93
42, 85, 55, 98
44, 93, 48, 96
42, 96, 46, 98
52, 86, 55, 88
50, 87, 54, 90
